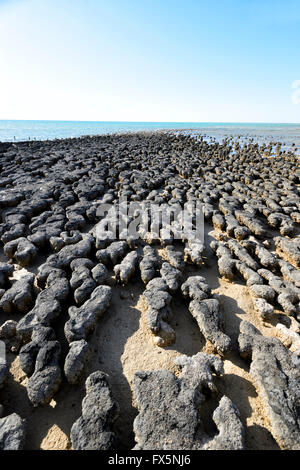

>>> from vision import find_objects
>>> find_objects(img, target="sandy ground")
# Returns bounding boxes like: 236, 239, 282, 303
0, 223, 283, 450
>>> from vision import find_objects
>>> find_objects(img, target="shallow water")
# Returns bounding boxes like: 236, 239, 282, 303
1, 120, 300, 152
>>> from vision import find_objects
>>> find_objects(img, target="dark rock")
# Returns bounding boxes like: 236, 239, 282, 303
0, 273, 35, 313
64, 340, 89, 384
238, 321, 300, 449
133, 352, 244, 450
0, 413, 26, 450
4, 237, 37, 266
189, 299, 231, 354
0, 263, 14, 288
65, 285, 112, 342
27, 340, 62, 406
114, 251, 138, 284
71, 371, 118, 450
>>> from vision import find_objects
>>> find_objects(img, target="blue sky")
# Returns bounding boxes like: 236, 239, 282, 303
0, 0, 300, 122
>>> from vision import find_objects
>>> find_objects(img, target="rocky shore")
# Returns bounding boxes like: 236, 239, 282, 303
0, 132, 299, 450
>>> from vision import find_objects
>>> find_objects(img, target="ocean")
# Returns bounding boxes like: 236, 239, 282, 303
0, 120, 300, 154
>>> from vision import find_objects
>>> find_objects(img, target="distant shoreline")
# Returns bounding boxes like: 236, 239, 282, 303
1, 123, 300, 157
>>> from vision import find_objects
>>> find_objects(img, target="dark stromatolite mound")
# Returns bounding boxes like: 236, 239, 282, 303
181, 276, 231, 354
27, 340, 62, 407
0, 273, 35, 314
143, 277, 175, 347
3, 237, 37, 266
0, 413, 26, 450
46, 233, 94, 269
17, 276, 70, 340
160, 262, 182, 293
70, 371, 119, 450
274, 236, 300, 267
139, 245, 159, 284
238, 321, 300, 449
0, 320, 22, 353
64, 339, 89, 384
19, 325, 56, 377
133, 352, 244, 450
64, 285, 112, 342
70, 258, 96, 305
114, 250, 138, 284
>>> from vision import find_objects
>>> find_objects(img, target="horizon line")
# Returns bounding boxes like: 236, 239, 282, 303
1, 119, 300, 125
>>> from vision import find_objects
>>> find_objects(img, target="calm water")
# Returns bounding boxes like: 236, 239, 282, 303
0, 120, 300, 153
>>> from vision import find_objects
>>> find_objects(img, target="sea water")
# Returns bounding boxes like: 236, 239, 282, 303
0, 120, 300, 153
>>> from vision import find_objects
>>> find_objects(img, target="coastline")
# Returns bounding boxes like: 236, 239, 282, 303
0, 122, 300, 157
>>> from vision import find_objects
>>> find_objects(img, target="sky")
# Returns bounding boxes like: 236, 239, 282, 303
0, 0, 300, 122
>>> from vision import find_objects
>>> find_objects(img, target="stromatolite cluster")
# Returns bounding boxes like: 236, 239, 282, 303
0, 132, 299, 450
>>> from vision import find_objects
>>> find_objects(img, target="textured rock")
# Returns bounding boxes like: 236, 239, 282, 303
278, 259, 300, 288
189, 299, 231, 354
70, 258, 96, 305
274, 236, 300, 267
17, 277, 69, 340
164, 246, 185, 270
27, 340, 62, 406
212, 211, 225, 231
160, 262, 181, 293
235, 210, 267, 238
238, 321, 300, 449
64, 340, 89, 384
49, 230, 82, 252
210, 240, 235, 281
0, 129, 299, 451
0, 320, 18, 339
65, 285, 112, 342
143, 278, 175, 346
228, 239, 259, 271
139, 245, 159, 284
181, 275, 211, 301
133, 353, 244, 450
252, 297, 274, 318
184, 239, 205, 265
71, 371, 118, 450
4, 237, 37, 266
258, 269, 300, 316
114, 251, 138, 284
0, 273, 35, 313
201, 396, 245, 450
96, 241, 127, 265
249, 284, 276, 302
36, 263, 67, 288
241, 239, 278, 271
0, 413, 26, 450
46, 234, 94, 269
0, 320, 22, 353
235, 260, 263, 286
275, 323, 300, 356
91, 263, 108, 285
19, 325, 55, 377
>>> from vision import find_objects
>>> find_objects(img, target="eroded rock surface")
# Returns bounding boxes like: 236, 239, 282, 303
0, 413, 26, 450
71, 371, 119, 450
239, 321, 300, 450
133, 353, 244, 450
